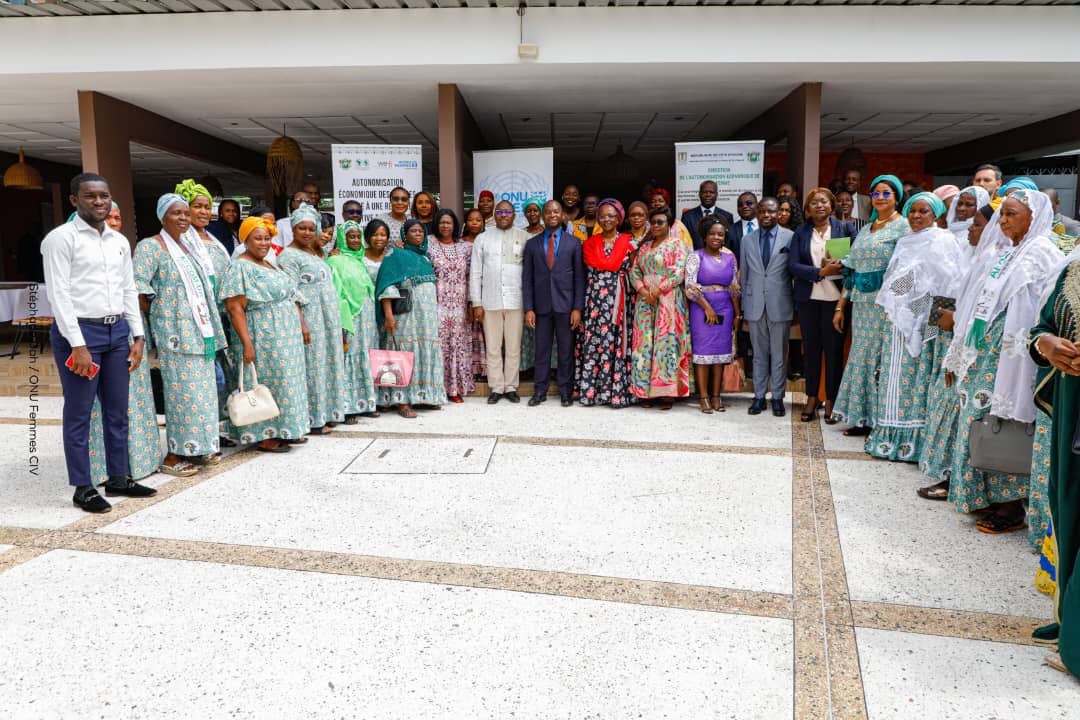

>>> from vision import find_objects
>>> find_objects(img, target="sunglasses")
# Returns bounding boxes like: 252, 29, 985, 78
740, 200, 755, 207
343, 208, 363, 216
870, 191, 894, 199
494, 210, 513, 217
390, 195, 409, 202
652, 218, 669, 225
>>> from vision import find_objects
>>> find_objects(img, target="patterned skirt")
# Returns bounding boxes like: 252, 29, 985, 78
377, 283, 449, 407
343, 297, 379, 415
159, 349, 220, 457
832, 300, 887, 428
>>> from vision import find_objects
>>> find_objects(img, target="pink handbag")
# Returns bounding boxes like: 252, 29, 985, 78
370, 345, 414, 388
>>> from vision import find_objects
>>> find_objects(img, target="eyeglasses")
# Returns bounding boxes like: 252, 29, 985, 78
390, 195, 409, 202
494, 210, 513, 217
652, 218, 668, 225
870, 191, 894, 199
808, 198, 831, 207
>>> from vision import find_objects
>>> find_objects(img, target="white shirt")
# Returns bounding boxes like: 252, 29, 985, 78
275, 217, 293, 248
739, 218, 756, 236
850, 193, 865, 220
40, 215, 144, 346
469, 226, 528, 311
809, 225, 841, 302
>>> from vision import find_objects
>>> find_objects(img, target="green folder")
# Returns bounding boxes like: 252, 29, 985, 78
825, 236, 851, 260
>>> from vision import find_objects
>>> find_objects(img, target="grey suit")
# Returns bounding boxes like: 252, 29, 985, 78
740, 225, 794, 400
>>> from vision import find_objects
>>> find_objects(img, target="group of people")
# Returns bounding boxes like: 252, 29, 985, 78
41, 164, 1080, 679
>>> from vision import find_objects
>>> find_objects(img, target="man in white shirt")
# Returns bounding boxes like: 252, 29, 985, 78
843, 169, 872, 221
274, 189, 310, 249
41, 173, 156, 513
469, 200, 528, 404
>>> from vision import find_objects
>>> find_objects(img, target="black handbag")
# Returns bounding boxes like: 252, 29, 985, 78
390, 288, 412, 315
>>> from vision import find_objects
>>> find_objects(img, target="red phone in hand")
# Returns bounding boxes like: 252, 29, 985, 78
65, 354, 100, 379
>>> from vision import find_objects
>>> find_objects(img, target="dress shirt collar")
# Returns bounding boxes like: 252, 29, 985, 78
70, 213, 111, 239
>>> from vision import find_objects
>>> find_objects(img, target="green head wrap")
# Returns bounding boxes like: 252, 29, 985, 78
901, 191, 946, 219
175, 179, 212, 204
523, 197, 545, 213
326, 220, 374, 334
867, 174, 904, 223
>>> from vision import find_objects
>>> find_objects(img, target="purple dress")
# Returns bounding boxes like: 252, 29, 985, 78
685, 248, 738, 364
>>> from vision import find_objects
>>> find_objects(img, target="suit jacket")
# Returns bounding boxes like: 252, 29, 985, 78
853, 193, 872, 222
682, 206, 735, 249
788, 218, 857, 304
522, 229, 585, 315
740, 225, 794, 323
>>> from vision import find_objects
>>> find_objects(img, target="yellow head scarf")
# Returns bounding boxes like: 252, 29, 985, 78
238, 216, 278, 244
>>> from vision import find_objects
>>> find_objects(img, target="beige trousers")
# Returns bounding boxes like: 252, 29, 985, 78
482, 309, 523, 393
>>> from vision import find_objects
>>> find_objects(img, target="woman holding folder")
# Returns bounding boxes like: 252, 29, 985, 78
788, 188, 854, 422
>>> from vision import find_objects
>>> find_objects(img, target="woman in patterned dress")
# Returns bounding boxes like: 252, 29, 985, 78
575, 198, 636, 408
461, 208, 489, 378
134, 193, 226, 476
428, 209, 475, 402
327, 220, 380, 422
686, 215, 739, 413
934, 190, 1063, 534
87, 203, 164, 483
831, 175, 910, 436
220, 217, 310, 452
176, 179, 236, 445
278, 204, 347, 434
630, 206, 692, 409
376, 219, 448, 417
870, 192, 963, 462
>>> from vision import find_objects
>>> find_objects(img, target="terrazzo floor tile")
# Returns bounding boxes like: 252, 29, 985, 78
103, 442, 794, 593
335, 395, 793, 449
0, 549, 795, 720
0, 394, 64, 419
0, 425, 172, 529
830, 458, 1051, 617
857, 627, 1080, 719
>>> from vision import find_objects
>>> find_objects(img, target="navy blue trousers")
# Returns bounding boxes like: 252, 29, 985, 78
533, 312, 575, 396
51, 319, 131, 487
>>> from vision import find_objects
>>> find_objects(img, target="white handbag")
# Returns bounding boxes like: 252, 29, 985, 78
226, 363, 280, 427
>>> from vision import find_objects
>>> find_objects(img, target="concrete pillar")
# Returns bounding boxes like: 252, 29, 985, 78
78, 91, 136, 245
438, 83, 466, 220
733, 82, 822, 196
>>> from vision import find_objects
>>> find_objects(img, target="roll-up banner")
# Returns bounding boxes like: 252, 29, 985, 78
675, 140, 765, 219
331, 144, 423, 221
473, 148, 554, 228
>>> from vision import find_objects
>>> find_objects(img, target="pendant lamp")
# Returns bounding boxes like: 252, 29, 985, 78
266, 129, 303, 196
3, 148, 44, 190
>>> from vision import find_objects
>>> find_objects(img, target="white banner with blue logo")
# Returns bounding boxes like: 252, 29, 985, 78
473, 148, 554, 229
674, 141, 765, 220
331, 144, 423, 222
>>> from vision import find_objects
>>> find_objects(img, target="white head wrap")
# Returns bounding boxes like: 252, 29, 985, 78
156, 193, 188, 223
942, 190, 1064, 422
876, 224, 964, 357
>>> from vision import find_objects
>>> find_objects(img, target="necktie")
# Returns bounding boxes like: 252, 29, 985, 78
546, 233, 555, 269
703, 207, 712, 216
747, 220, 755, 236
760, 228, 772, 266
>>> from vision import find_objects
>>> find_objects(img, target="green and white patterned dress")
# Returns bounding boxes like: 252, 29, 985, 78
1027, 411, 1054, 550
87, 336, 163, 484
942, 315, 1030, 513
218, 259, 310, 443
134, 239, 226, 457
377, 279, 448, 406
340, 256, 382, 415
917, 332, 958, 481
278, 248, 347, 427
832, 217, 910, 430
201, 231, 233, 420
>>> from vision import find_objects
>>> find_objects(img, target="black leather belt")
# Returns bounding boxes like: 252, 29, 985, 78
78, 315, 121, 325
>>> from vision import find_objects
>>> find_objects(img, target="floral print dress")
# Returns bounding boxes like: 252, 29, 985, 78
278, 248, 347, 428
574, 249, 635, 407
629, 235, 692, 399
218, 259, 310, 443
428, 239, 476, 397
832, 217, 910, 430
134, 240, 226, 457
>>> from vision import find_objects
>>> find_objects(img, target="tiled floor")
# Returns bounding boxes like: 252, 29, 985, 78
1, 394, 1076, 718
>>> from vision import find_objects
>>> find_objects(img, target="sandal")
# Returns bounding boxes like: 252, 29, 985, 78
699, 398, 714, 415
398, 405, 418, 419
916, 480, 950, 501
658, 400, 673, 411
710, 396, 726, 412
975, 512, 1026, 535
843, 426, 871, 437
257, 440, 291, 453
344, 415, 360, 425
158, 460, 199, 477
283, 437, 308, 445
219, 436, 238, 448
1044, 653, 1068, 674
800, 400, 819, 423
308, 426, 333, 436
192, 453, 222, 466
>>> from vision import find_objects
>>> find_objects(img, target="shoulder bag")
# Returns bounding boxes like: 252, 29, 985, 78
226, 363, 281, 427
968, 415, 1035, 476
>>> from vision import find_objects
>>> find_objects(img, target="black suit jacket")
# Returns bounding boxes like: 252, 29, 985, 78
522, 230, 585, 315
682, 206, 735, 249
788, 218, 857, 304
728, 219, 753, 263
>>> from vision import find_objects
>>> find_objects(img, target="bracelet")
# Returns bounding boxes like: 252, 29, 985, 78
1033, 334, 1049, 358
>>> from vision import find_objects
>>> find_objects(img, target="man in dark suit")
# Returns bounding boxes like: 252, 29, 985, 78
682, 180, 734, 249
523, 200, 585, 407
727, 191, 758, 262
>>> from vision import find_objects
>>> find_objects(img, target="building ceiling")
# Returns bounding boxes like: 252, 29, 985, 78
2, 0, 1078, 17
